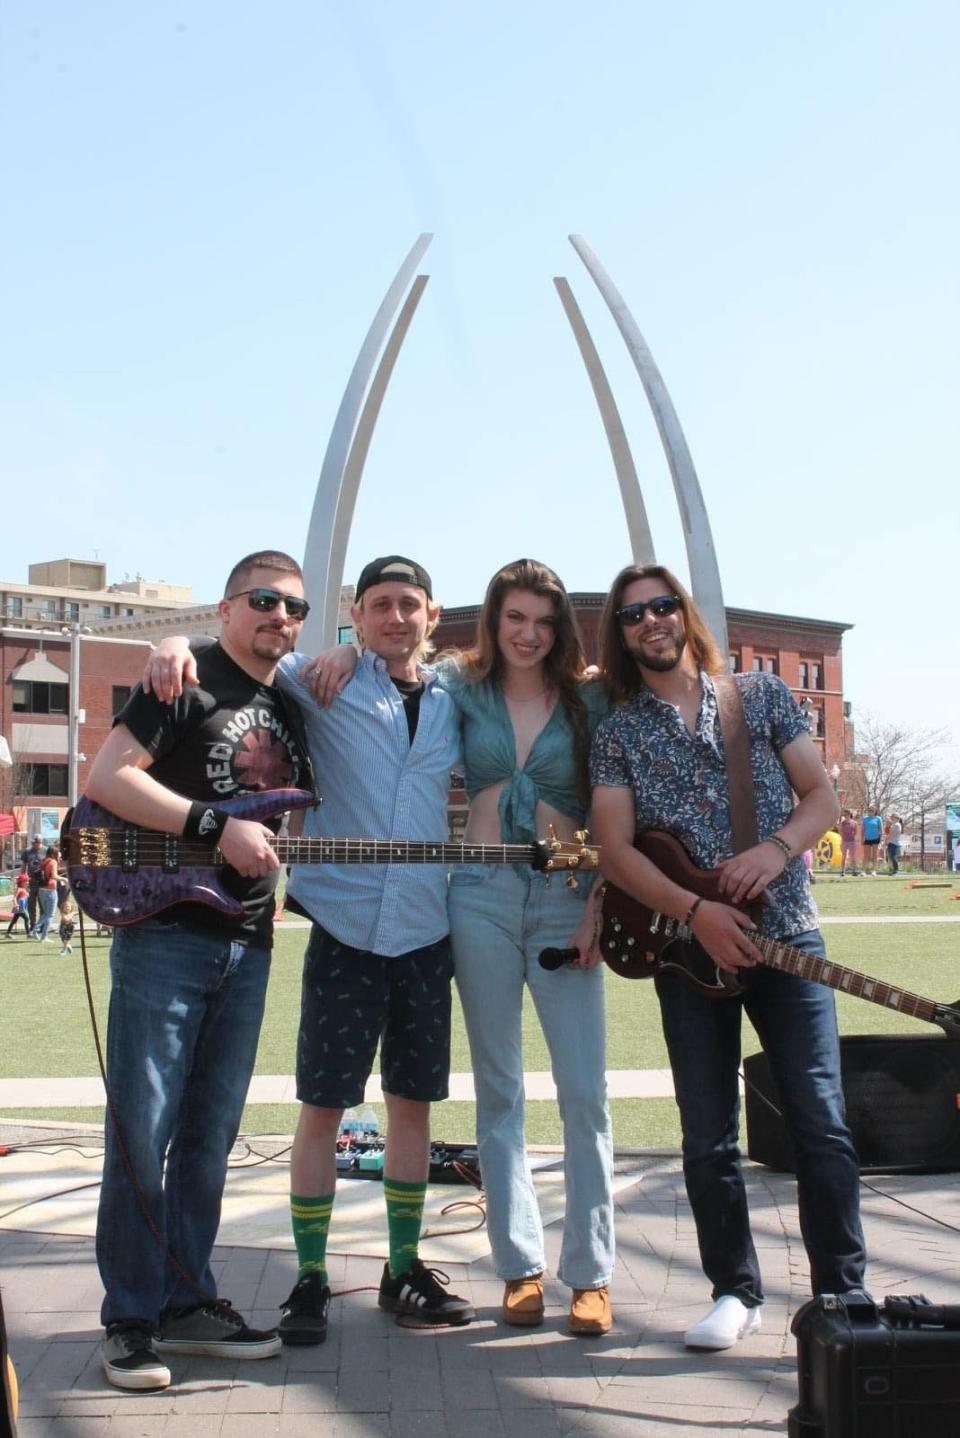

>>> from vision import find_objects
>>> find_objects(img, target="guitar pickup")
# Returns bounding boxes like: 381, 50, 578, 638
120, 826, 139, 874
161, 834, 180, 874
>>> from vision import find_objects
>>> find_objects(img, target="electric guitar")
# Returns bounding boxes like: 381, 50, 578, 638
599, 830, 960, 1038
63, 789, 600, 927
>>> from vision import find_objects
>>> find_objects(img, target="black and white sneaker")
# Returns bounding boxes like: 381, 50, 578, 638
101, 1320, 171, 1391
279, 1272, 331, 1346
154, 1300, 281, 1358
378, 1259, 475, 1326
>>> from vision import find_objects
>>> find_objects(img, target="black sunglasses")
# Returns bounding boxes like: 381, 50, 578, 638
616, 595, 682, 626
227, 587, 311, 620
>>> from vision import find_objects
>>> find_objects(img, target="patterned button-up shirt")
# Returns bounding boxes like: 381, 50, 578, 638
589, 670, 818, 939
283, 649, 461, 956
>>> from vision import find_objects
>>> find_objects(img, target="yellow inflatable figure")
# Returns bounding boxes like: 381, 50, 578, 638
815, 830, 843, 869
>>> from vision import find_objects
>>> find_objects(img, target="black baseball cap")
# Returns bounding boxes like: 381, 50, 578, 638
355, 555, 433, 601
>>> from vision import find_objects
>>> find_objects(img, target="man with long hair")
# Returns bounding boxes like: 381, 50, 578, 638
590, 563, 865, 1351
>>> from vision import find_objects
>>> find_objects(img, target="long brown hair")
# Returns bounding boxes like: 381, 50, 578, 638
453, 559, 592, 803
598, 563, 727, 704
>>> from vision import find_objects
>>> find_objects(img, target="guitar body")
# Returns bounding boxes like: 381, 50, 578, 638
64, 788, 315, 927
600, 830, 760, 995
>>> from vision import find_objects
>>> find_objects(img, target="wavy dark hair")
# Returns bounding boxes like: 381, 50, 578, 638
452, 559, 592, 805
598, 563, 726, 703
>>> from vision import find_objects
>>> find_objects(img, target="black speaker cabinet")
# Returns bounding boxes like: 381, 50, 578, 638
745, 1035, 960, 1174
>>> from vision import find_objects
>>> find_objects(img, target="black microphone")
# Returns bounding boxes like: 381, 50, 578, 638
538, 946, 580, 971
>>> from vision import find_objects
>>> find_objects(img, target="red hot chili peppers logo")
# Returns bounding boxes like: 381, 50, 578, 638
206, 706, 300, 795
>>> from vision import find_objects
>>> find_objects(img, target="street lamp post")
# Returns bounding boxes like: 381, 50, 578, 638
62, 624, 92, 808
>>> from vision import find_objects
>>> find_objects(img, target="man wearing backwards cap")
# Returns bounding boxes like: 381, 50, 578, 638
146, 555, 474, 1342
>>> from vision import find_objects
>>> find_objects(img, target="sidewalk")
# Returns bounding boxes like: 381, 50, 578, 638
3, 1121, 958, 1437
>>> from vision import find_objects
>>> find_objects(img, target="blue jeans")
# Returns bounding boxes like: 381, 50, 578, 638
34, 887, 57, 939
656, 929, 865, 1306
96, 921, 271, 1326
887, 843, 901, 874
449, 867, 614, 1289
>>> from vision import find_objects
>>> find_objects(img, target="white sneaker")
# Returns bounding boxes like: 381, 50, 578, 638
684, 1296, 761, 1350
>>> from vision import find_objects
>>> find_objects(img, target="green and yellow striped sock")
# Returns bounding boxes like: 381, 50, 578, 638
290, 1192, 335, 1283
384, 1176, 427, 1278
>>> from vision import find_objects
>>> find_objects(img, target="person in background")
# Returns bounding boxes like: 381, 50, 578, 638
861, 806, 883, 876
886, 814, 903, 875
20, 835, 45, 932
58, 896, 76, 955
33, 846, 60, 942
838, 809, 859, 877
5, 872, 30, 939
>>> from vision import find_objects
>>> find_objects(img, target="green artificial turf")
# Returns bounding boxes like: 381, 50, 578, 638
4, 897, 959, 1146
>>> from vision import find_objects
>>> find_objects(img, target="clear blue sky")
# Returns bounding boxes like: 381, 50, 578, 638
1, 2, 957, 763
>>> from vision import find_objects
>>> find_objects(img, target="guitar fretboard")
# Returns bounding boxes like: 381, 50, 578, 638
674, 919, 940, 1026
72, 832, 545, 869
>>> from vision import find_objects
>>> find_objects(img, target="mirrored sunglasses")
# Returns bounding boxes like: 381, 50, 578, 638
227, 587, 311, 620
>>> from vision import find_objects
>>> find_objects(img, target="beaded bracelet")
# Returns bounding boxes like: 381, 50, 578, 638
766, 833, 792, 861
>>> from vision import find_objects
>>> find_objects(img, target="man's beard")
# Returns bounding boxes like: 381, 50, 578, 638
635, 634, 686, 672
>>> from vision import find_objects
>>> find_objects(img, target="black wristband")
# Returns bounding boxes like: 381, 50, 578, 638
183, 802, 229, 844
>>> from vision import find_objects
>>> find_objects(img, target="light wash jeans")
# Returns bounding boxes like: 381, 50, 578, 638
34, 886, 57, 940
95, 921, 271, 1325
449, 866, 614, 1290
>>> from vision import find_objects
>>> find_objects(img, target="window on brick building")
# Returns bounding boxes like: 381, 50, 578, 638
13, 680, 69, 714
799, 657, 823, 690
751, 654, 779, 675
112, 685, 132, 716
64, 601, 79, 621
807, 704, 824, 737
99, 604, 113, 618
26, 764, 68, 797
337, 625, 355, 645
6, 595, 22, 618
728, 651, 741, 672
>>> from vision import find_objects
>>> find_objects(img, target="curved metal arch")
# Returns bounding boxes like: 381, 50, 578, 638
301, 233, 433, 651
553, 277, 655, 566
568, 234, 728, 654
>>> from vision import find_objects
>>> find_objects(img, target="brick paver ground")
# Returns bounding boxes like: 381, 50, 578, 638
4, 1151, 958, 1437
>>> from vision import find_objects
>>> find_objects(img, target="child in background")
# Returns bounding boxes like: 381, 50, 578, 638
58, 897, 76, 956
5, 871, 31, 938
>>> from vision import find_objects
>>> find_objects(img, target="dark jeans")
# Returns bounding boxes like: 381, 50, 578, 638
96, 921, 271, 1325
655, 929, 865, 1307
887, 843, 901, 875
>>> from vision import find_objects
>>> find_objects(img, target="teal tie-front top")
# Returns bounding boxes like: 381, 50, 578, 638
435, 659, 611, 844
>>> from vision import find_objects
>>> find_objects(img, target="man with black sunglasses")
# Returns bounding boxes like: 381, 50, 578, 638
590, 562, 865, 1353
85, 550, 311, 1392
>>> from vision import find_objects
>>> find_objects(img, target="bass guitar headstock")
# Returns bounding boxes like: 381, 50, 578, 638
533, 827, 601, 883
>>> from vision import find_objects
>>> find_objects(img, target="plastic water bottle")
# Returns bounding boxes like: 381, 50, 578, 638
338, 1107, 359, 1141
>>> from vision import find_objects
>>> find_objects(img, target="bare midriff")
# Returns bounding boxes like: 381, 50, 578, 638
463, 780, 580, 845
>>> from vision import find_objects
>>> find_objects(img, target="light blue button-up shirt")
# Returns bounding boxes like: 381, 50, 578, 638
281, 649, 461, 956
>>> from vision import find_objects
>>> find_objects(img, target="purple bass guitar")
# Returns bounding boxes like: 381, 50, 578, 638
63, 789, 600, 927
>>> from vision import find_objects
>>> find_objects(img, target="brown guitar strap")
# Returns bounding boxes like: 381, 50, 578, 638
712, 674, 759, 856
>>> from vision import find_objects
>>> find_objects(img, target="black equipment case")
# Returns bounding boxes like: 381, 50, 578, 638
789, 1291, 960, 1437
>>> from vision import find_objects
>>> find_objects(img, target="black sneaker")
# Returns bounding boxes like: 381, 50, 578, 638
101, 1320, 171, 1391
279, 1271, 331, 1346
154, 1300, 281, 1358
378, 1258, 475, 1326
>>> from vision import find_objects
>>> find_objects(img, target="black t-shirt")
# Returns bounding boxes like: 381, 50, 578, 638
115, 641, 309, 945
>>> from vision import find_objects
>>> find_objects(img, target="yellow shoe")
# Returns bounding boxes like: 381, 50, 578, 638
568, 1286, 612, 1336
502, 1274, 544, 1327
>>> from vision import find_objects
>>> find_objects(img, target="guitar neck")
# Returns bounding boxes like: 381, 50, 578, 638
272, 838, 538, 866
747, 927, 941, 1027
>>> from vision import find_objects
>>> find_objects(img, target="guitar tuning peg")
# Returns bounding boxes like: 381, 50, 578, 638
547, 823, 558, 849
564, 874, 579, 890
575, 828, 589, 844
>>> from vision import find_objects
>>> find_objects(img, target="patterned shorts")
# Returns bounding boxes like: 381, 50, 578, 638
296, 923, 453, 1108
